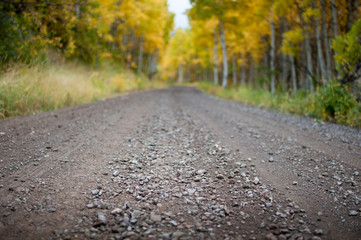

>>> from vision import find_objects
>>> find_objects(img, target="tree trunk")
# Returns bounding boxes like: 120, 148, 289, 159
232, 54, 237, 86
270, 18, 276, 94
249, 56, 254, 87
348, 0, 354, 31
263, 51, 269, 90
219, 22, 228, 88
305, 32, 314, 92
241, 61, 246, 86
331, 0, 338, 37
213, 29, 219, 85
290, 54, 297, 93
75, 1, 81, 18
281, 18, 288, 89
297, 5, 313, 92
313, 1, 326, 83
137, 35, 144, 74
321, 0, 332, 79
356, 0, 359, 20
178, 64, 183, 84
331, 0, 340, 77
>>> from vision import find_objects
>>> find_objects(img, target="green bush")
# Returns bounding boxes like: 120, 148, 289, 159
312, 80, 360, 125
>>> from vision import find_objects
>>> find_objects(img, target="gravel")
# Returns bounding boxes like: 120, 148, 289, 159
0, 87, 360, 239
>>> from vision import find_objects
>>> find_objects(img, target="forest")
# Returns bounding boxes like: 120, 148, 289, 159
0, 0, 360, 126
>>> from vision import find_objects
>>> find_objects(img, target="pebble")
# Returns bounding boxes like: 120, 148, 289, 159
150, 213, 161, 222
349, 210, 358, 216
196, 169, 206, 175
113, 170, 119, 177
97, 212, 106, 223
91, 189, 99, 195
216, 174, 224, 180
169, 220, 178, 226
265, 233, 277, 240
172, 231, 185, 239
314, 229, 323, 235
111, 208, 122, 215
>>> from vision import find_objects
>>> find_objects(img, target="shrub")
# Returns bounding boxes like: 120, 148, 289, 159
312, 80, 360, 125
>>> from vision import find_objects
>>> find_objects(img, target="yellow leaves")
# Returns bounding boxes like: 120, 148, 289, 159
281, 28, 305, 56
303, 7, 319, 23
65, 37, 75, 57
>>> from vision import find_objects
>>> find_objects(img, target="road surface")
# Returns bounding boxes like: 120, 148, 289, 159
0, 87, 360, 239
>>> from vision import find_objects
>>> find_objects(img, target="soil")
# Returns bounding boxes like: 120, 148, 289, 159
0, 87, 360, 240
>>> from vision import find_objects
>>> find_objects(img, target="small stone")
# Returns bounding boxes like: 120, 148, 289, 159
265, 233, 277, 240
349, 210, 358, 216
91, 189, 99, 195
172, 231, 185, 239
216, 174, 224, 180
150, 213, 161, 222
196, 169, 206, 175
46, 207, 56, 213
280, 229, 289, 234
253, 177, 260, 185
314, 229, 323, 235
131, 210, 143, 219
97, 212, 106, 223
269, 157, 274, 162
169, 220, 178, 226
111, 208, 122, 215
292, 181, 298, 185
87, 204, 95, 209
113, 170, 119, 177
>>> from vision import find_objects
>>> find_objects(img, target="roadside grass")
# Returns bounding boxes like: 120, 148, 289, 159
196, 81, 361, 128
0, 62, 167, 119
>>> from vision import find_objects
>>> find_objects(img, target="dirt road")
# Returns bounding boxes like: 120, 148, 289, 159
0, 87, 360, 240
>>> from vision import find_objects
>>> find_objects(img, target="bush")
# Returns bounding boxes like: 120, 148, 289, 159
312, 80, 360, 125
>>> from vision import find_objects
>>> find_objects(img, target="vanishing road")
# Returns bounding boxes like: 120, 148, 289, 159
0, 87, 360, 240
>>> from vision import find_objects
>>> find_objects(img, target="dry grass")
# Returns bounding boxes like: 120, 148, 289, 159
0, 62, 167, 119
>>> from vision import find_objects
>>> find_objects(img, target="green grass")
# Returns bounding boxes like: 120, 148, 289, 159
0, 61, 167, 119
196, 81, 361, 128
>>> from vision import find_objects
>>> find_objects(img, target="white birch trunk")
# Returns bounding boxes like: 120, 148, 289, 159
290, 55, 297, 93
305, 32, 314, 92
348, 1, 354, 30
331, 0, 338, 37
178, 65, 183, 84
213, 29, 219, 85
321, 0, 332, 79
249, 56, 254, 86
232, 54, 237, 86
241, 63, 246, 86
331, 0, 340, 77
313, 1, 326, 83
270, 18, 276, 94
281, 18, 288, 88
219, 22, 228, 88
356, 0, 359, 19
137, 35, 144, 74
75, 1, 81, 18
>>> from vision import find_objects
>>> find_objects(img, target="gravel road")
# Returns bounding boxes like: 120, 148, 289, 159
0, 87, 360, 240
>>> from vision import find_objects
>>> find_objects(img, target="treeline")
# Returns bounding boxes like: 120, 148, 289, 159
161, 0, 361, 99
0, 0, 174, 76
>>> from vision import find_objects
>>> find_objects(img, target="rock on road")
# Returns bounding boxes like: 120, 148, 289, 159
0, 87, 360, 240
